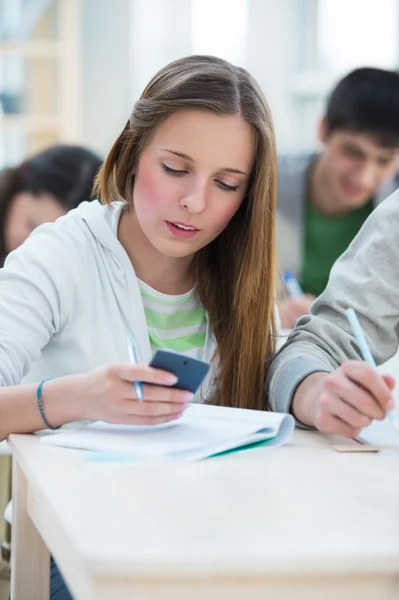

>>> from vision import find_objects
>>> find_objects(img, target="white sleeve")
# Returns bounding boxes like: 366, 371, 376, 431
0, 225, 75, 386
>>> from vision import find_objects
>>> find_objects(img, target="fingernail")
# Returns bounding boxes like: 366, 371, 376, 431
387, 398, 395, 410
180, 391, 194, 402
164, 374, 178, 385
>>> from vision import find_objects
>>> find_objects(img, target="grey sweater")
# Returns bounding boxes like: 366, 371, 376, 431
267, 188, 399, 416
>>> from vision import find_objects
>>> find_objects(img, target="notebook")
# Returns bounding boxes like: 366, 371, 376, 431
357, 418, 399, 448
334, 417, 399, 452
41, 403, 295, 461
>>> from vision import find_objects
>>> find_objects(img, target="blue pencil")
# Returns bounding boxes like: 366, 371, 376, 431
283, 270, 304, 298
127, 336, 144, 402
346, 308, 398, 431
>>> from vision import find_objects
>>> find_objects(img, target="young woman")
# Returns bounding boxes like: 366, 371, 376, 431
0, 144, 102, 265
0, 55, 278, 439
0, 55, 277, 598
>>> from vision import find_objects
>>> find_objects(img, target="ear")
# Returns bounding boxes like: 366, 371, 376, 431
317, 116, 329, 144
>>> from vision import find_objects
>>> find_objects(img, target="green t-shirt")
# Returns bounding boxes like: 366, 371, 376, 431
138, 279, 206, 359
300, 200, 373, 297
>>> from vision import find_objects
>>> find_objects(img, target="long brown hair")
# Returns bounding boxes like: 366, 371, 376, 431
95, 55, 277, 411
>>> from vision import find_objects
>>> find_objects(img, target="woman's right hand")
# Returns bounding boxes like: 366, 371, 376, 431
76, 362, 193, 425
293, 362, 396, 438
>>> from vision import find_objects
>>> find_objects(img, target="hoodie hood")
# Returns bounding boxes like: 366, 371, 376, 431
72, 199, 128, 259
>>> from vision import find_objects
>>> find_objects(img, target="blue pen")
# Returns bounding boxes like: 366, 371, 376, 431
283, 270, 304, 298
127, 336, 144, 402
346, 308, 398, 431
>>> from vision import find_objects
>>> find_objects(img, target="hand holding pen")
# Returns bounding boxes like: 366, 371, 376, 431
279, 271, 316, 329
345, 308, 399, 433
302, 309, 397, 439
75, 341, 193, 425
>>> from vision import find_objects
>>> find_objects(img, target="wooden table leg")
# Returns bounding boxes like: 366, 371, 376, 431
10, 459, 50, 600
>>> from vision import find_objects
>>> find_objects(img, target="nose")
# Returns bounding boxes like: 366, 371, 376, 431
180, 181, 207, 214
356, 161, 378, 189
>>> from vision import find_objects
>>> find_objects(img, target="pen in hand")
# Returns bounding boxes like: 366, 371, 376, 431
127, 336, 144, 402
345, 308, 398, 432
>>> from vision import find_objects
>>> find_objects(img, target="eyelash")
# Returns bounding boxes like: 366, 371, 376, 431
218, 181, 239, 192
162, 164, 186, 176
161, 163, 239, 192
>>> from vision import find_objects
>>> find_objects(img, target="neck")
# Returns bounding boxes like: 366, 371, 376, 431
118, 208, 195, 295
309, 156, 345, 217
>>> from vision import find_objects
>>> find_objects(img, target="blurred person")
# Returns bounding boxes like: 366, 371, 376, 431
278, 67, 399, 328
0, 144, 103, 265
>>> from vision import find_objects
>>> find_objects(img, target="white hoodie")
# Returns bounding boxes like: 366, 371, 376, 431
0, 200, 217, 397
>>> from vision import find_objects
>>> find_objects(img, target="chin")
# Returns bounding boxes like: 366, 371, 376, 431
342, 195, 369, 209
154, 240, 200, 259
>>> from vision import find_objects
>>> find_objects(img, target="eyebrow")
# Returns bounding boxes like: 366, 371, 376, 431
343, 143, 395, 159
161, 148, 249, 176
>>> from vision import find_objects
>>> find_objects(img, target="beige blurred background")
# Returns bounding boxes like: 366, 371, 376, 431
1, 0, 398, 167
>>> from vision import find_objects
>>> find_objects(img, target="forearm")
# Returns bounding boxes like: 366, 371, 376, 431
0, 374, 85, 441
291, 371, 328, 426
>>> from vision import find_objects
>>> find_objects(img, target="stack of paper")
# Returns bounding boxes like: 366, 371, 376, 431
357, 418, 399, 448
42, 403, 295, 461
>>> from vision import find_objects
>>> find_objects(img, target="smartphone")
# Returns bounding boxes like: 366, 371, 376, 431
149, 350, 210, 394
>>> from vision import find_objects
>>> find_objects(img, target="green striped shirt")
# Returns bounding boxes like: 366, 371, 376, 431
138, 279, 207, 359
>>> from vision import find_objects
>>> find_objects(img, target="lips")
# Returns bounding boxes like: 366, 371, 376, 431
341, 181, 368, 197
169, 221, 199, 231
165, 221, 200, 239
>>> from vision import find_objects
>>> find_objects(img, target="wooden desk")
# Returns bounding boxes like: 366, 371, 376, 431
8, 430, 399, 600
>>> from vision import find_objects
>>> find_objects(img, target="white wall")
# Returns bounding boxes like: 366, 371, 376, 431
129, 0, 191, 102
80, 0, 192, 157
245, 0, 297, 152
80, 0, 133, 156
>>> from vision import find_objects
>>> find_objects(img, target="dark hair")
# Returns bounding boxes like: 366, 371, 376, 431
325, 67, 399, 147
95, 55, 277, 411
0, 144, 102, 263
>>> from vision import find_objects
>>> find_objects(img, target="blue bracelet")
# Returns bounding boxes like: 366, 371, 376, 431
36, 378, 61, 431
